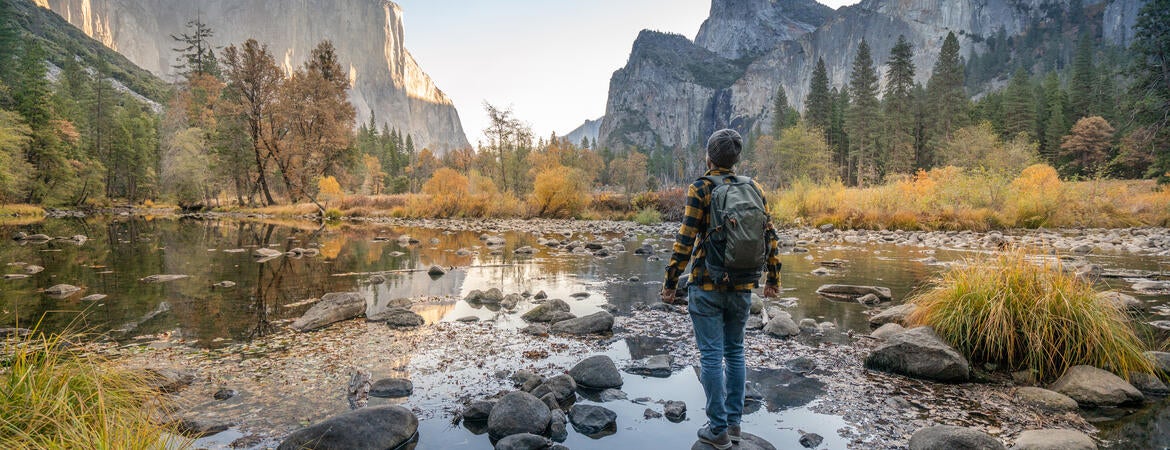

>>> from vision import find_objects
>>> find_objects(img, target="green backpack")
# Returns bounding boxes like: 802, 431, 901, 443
700, 175, 769, 287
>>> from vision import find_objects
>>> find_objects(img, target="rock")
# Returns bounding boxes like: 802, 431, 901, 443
869, 303, 918, 327
1096, 291, 1146, 313
212, 281, 236, 288
213, 388, 237, 400
1011, 429, 1096, 450
522, 299, 571, 322
548, 409, 568, 442
746, 316, 764, 330
80, 294, 107, 301
1049, 365, 1144, 407
550, 311, 614, 335
24, 265, 43, 274
278, 405, 418, 450
763, 312, 799, 338
147, 368, 194, 393
522, 324, 550, 336
539, 393, 561, 411
11, 231, 27, 240
476, 288, 505, 304
816, 284, 893, 301
290, 292, 365, 332
856, 293, 881, 306
664, 400, 686, 422
369, 378, 413, 398
495, 433, 554, 450
487, 391, 551, 440
819, 224, 835, 232
1015, 387, 1078, 412
456, 315, 480, 323
140, 274, 189, 283
908, 425, 1005, 450
871, 323, 906, 340
174, 416, 232, 438
569, 355, 623, 389
643, 408, 663, 419
44, 284, 81, 296
1133, 280, 1170, 292
462, 400, 495, 422
24, 234, 51, 241
750, 294, 763, 314
534, 290, 548, 300
380, 309, 426, 328
865, 326, 970, 382
1145, 351, 1170, 376
690, 432, 776, 450
799, 432, 824, 448
501, 293, 522, 309
626, 354, 672, 377
798, 318, 819, 332
786, 357, 817, 374
568, 404, 617, 435
810, 267, 832, 276
513, 246, 536, 255
3, 274, 29, 280
599, 388, 628, 402
530, 374, 577, 404
252, 247, 282, 259
1129, 372, 1169, 397
428, 265, 447, 277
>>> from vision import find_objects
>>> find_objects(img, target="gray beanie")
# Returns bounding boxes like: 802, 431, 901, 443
706, 128, 742, 168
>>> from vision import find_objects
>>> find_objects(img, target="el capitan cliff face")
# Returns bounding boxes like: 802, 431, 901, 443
35, 0, 469, 152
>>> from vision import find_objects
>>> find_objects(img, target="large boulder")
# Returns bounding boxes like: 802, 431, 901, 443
522, 299, 572, 322
763, 311, 799, 338
531, 374, 577, 404
1096, 291, 1146, 313
462, 400, 495, 422
487, 391, 551, 440
290, 292, 365, 332
816, 284, 893, 301
1015, 387, 1078, 412
865, 326, 970, 382
1049, 365, 1144, 407
277, 405, 417, 450
495, 433, 554, 450
691, 432, 777, 450
871, 323, 906, 340
1145, 351, 1170, 376
550, 311, 614, 335
869, 303, 918, 327
369, 378, 413, 398
626, 354, 672, 377
44, 284, 81, 296
568, 404, 617, 435
1011, 429, 1096, 450
380, 309, 426, 328
908, 425, 1005, 450
569, 355, 623, 389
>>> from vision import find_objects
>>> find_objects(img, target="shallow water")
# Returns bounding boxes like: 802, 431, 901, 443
2, 217, 1168, 449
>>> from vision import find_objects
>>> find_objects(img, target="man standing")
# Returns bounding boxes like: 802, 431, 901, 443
661, 129, 782, 449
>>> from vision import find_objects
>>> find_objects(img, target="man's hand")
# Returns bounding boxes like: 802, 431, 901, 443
661, 288, 677, 305
763, 284, 780, 298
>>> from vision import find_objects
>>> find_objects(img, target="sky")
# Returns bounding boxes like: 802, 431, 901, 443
396, 0, 862, 145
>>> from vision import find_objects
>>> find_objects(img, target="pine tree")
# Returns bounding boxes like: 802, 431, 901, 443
171, 18, 219, 79
1068, 33, 1095, 121
771, 85, 795, 138
828, 86, 849, 179
1041, 73, 1068, 163
846, 39, 881, 186
926, 32, 968, 148
1001, 69, 1036, 140
1128, 0, 1170, 181
883, 35, 916, 174
0, 0, 20, 93
805, 58, 832, 133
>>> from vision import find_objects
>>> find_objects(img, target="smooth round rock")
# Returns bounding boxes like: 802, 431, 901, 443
569, 355, 623, 389
1011, 429, 1096, 450
909, 425, 1005, 450
487, 391, 551, 440
1049, 365, 1143, 407
369, 378, 413, 398
1015, 387, 1078, 412
277, 405, 417, 450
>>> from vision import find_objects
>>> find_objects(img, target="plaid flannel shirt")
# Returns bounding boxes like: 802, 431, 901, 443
663, 168, 782, 292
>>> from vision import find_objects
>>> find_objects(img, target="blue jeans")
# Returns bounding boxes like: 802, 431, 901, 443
688, 285, 751, 434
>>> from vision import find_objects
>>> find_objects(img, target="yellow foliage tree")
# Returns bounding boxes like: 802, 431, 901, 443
317, 175, 344, 207
530, 165, 589, 218
1010, 164, 1064, 227
422, 167, 470, 217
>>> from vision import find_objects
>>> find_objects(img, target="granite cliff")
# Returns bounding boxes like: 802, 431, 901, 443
598, 0, 1148, 151
33, 0, 469, 152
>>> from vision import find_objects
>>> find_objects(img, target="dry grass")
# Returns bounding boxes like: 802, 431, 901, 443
1, 329, 179, 449
0, 204, 45, 225
905, 250, 1158, 382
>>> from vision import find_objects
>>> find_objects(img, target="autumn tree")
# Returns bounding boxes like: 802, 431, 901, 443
221, 39, 282, 205
938, 122, 1037, 176
609, 150, 648, 195
1059, 116, 1115, 177
482, 103, 533, 193
530, 165, 589, 218
422, 167, 469, 217
753, 121, 835, 188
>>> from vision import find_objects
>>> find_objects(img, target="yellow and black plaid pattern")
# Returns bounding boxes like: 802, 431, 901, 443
663, 168, 782, 292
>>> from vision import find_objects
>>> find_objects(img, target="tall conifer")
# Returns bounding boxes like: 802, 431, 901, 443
846, 39, 881, 186
805, 58, 832, 132
883, 35, 916, 174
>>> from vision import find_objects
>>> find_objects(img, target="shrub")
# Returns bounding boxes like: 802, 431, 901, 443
633, 207, 662, 225
906, 250, 1156, 382
0, 331, 177, 449
529, 165, 589, 218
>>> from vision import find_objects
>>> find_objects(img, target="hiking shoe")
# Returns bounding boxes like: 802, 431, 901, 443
728, 424, 741, 443
697, 426, 732, 449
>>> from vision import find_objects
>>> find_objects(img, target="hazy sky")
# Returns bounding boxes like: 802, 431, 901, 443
396, 0, 862, 146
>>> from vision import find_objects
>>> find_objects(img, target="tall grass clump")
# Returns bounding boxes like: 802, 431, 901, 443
905, 250, 1156, 382
1, 331, 176, 449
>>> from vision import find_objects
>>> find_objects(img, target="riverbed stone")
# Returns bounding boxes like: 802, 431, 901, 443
531, 374, 577, 404
147, 368, 194, 393
816, 284, 893, 301
1145, 351, 1170, 376
501, 293, 522, 309
277, 405, 418, 450
290, 292, 365, 332
487, 391, 551, 440
252, 247, 282, 259
1015, 387, 1078, 412
1049, 365, 1144, 407
174, 416, 232, 438
871, 323, 906, 340
800, 432, 824, 448
369, 378, 413, 398
495, 433, 553, 450
548, 409, 568, 441
908, 425, 1005, 450
427, 265, 447, 277
522, 299, 571, 322
869, 303, 918, 327
379, 309, 425, 328
865, 326, 970, 382
569, 355, 623, 389
763, 312, 800, 338
1011, 429, 1096, 450
568, 404, 616, 435
1129, 372, 1169, 397
140, 274, 189, 283
24, 264, 43, 274
462, 400, 495, 421
44, 284, 81, 296
626, 354, 672, 377
1096, 291, 1145, 313
1133, 280, 1170, 292
550, 311, 614, 335
664, 400, 686, 422
212, 281, 236, 288
691, 432, 776, 450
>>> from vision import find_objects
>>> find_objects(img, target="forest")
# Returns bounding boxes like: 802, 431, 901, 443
0, 0, 1167, 226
